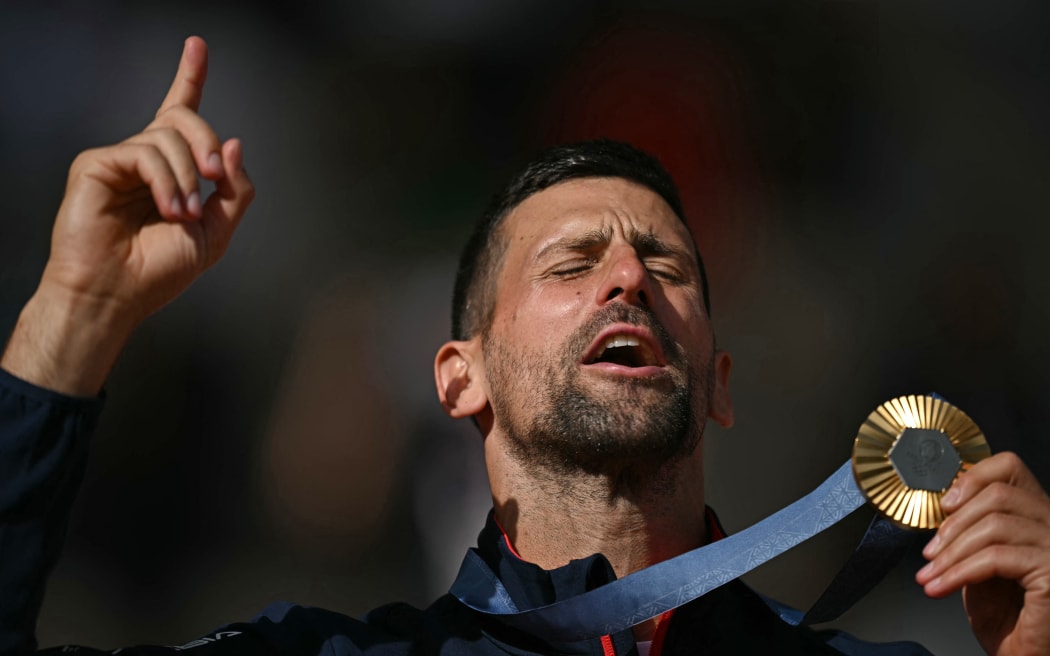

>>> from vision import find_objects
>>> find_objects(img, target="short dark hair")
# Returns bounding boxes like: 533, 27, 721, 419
451, 139, 711, 340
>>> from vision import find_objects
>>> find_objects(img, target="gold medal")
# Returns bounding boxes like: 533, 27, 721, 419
852, 394, 991, 530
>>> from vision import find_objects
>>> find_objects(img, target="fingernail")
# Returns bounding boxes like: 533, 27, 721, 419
208, 152, 223, 174
917, 562, 933, 579
942, 487, 960, 507
170, 195, 183, 216
187, 191, 202, 216
232, 141, 244, 171
922, 534, 940, 558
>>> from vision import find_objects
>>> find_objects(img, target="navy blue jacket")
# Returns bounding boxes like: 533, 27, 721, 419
0, 369, 932, 655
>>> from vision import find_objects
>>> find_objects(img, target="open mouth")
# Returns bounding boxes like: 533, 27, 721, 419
582, 328, 665, 370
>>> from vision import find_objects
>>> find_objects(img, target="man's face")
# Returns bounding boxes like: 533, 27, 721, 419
478, 177, 732, 476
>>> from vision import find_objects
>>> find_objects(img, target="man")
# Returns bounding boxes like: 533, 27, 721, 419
2, 37, 1049, 656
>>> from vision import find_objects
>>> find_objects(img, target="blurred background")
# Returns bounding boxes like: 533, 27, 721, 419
2, 1, 1049, 654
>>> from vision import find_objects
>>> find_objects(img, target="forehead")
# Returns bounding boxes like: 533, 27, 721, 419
499, 177, 696, 260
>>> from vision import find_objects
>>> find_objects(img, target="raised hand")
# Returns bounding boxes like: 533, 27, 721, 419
1, 37, 254, 396
917, 452, 1050, 655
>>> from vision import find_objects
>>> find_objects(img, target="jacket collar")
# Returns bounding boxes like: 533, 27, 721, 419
463, 511, 632, 654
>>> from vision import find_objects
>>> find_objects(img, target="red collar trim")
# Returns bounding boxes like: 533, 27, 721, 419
652, 507, 726, 656
493, 514, 526, 560
705, 505, 727, 542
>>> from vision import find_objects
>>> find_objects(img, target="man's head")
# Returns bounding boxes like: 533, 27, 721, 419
436, 140, 732, 481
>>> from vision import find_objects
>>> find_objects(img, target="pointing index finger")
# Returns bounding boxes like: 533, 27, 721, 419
157, 36, 209, 116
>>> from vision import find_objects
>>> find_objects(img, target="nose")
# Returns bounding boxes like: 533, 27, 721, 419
595, 246, 653, 308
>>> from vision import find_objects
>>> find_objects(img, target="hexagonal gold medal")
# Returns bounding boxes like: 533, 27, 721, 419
852, 395, 990, 530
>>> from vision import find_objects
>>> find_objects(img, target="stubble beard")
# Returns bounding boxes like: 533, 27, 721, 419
483, 304, 710, 484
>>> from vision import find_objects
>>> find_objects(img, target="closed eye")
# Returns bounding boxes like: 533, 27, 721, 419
549, 258, 598, 277
645, 262, 685, 283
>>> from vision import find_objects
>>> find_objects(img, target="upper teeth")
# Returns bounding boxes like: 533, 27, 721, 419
603, 335, 640, 350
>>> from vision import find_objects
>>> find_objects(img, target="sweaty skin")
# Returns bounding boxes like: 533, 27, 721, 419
434, 178, 735, 640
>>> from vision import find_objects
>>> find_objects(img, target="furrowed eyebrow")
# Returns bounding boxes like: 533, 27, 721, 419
533, 228, 613, 262
630, 230, 693, 264
532, 227, 695, 270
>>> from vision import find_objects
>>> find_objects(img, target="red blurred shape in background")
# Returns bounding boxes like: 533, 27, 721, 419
536, 17, 772, 312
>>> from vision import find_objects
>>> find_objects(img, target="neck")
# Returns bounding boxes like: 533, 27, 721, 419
485, 434, 708, 638
487, 436, 708, 640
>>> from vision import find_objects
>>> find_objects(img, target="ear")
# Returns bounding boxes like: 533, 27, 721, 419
708, 349, 734, 428
434, 339, 489, 420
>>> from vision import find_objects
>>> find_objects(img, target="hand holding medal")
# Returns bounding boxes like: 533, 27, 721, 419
853, 396, 1050, 655
913, 448, 1050, 655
